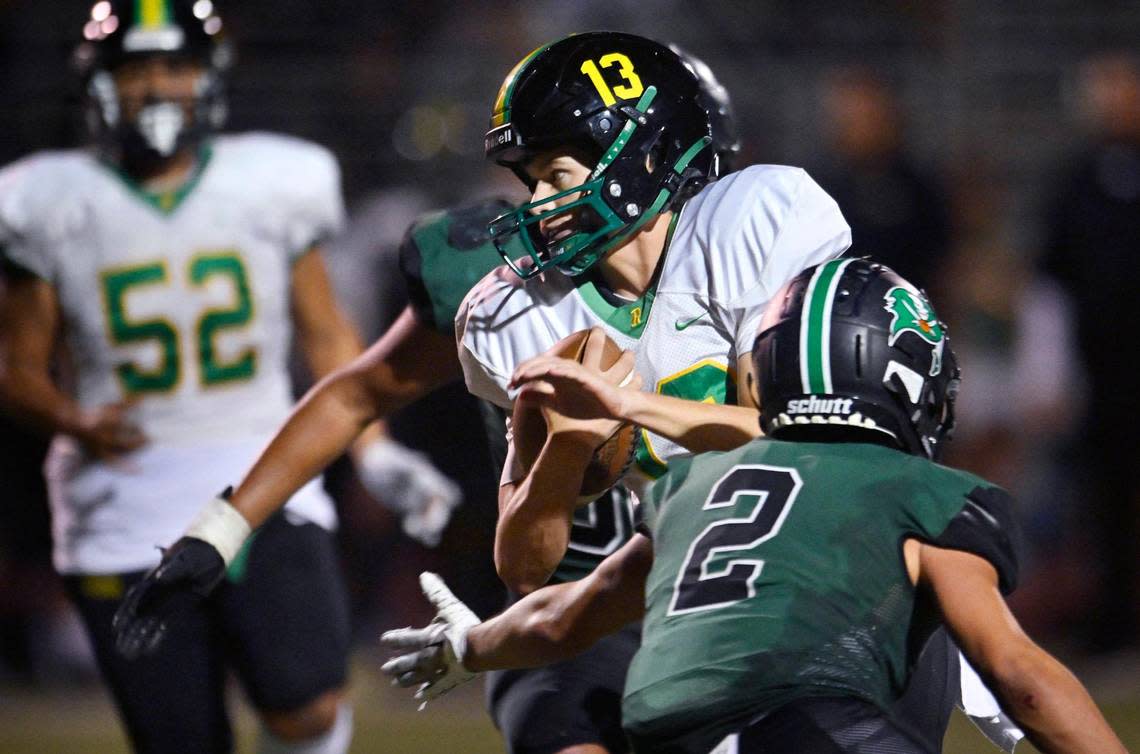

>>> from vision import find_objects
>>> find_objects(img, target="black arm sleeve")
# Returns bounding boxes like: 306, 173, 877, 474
932, 485, 1022, 595
396, 224, 437, 331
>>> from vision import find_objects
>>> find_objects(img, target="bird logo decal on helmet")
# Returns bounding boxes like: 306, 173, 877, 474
883, 286, 945, 376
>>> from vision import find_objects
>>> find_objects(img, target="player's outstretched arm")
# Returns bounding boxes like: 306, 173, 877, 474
915, 542, 1127, 754
231, 254, 462, 547
509, 351, 761, 454
380, 535, 652, 703
471, 533, 652, 669
231, 305, 461, 532
0, 272, 146, 458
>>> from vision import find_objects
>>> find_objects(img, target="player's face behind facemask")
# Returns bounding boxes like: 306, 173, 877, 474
75, 0, 231, 175
108, 54, 208, 160
487, 144, 616, 277
750, 258, 960, 460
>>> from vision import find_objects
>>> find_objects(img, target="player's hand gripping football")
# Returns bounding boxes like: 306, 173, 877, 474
355, 439, 462, 547
113, 490, 250, 659
510, 328, 641, 446
379, 572, 481, 708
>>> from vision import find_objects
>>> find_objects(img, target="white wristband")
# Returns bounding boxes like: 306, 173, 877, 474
184, 495, 252, 566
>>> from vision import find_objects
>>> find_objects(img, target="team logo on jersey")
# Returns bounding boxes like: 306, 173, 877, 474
674, 312, 707, 331
884, 286, 944, 376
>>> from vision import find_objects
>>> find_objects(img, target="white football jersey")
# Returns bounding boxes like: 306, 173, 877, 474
0, 133, 344, 574
458, 165, 852, 497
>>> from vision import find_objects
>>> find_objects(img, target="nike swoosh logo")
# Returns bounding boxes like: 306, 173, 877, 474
675, 313, 707, 331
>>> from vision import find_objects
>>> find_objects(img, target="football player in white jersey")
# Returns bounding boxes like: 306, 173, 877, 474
458, 32, 851, 597
0, 2, 449, 752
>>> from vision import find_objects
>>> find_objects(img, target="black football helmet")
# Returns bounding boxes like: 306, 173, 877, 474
484, 32, 715, 279
74, 0, 232, 166
752, 258, 959, 460
670, 44, 741, 176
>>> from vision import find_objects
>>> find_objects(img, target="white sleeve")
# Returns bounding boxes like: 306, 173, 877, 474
458, 337, 512, 409
283, 145, 346, 259
729, 170, 850, 358
0, 161, 53, 281
455, 277, 513, 409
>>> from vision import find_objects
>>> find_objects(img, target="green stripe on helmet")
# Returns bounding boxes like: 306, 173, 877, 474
590, 85, 658, 180
136, 0, 172, 27
490, 43, 552, 128
800, 258, 853, 393
673, 135, 713, 175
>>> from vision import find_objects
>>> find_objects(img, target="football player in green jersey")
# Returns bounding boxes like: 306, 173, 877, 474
380, 258, 1125, 754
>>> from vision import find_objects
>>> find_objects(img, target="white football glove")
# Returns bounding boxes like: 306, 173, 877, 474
356, 439, 462, 547
379, 572, 481, 708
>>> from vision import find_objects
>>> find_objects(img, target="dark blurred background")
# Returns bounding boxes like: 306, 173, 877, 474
1, 0, 1139, 750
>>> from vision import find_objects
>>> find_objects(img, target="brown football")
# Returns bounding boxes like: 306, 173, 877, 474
511, 329, 637, 506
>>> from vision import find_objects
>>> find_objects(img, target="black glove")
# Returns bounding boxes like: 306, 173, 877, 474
112, 537, 225, 660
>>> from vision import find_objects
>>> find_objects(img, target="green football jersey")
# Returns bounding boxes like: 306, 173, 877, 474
623, 438, 1019, 753
397, 201, 634, 584
398, 199, 513, 336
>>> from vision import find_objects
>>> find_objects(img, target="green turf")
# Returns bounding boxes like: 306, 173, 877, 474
1, 654, 1137, 753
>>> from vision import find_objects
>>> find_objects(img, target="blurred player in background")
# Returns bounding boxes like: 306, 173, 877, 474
382, 259, 1126, 754
0, 1, 450, 751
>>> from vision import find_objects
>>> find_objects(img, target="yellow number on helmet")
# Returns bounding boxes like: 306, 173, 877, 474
580, 52, 645, 107
600, 53, 644, 101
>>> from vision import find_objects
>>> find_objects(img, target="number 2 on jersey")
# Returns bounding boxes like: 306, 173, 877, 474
101, 251, 256, 394
580, 52, 644, 107
668, 465, 802, 615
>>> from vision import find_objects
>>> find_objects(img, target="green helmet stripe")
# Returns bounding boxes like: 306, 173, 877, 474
800, 258, 853, 393
590, 85, 658, 180
491, 43, 552, 128
673, 135, 712, 175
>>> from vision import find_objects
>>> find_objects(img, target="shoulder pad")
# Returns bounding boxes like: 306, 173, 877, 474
933, 485, 1022, 594
215, 133, 345, 254
399, 199, 516, 333
0, 151, 96, 280
214, 134, 339, 195
665, 165, 844, 307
